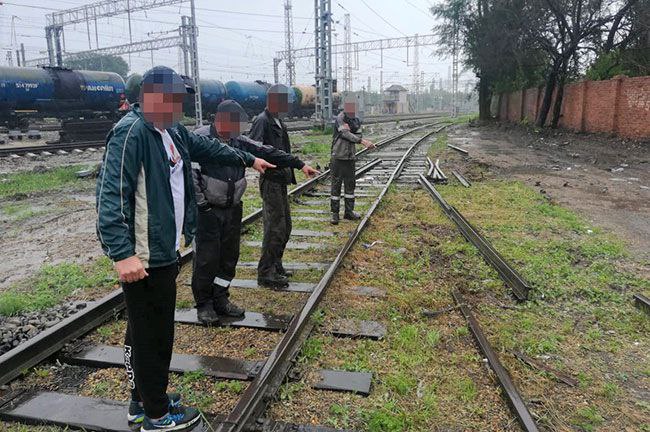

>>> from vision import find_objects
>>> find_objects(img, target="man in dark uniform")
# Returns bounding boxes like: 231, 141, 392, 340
191, 100, 318, 324
330, 97, 375, 225
249, 84, 302, 288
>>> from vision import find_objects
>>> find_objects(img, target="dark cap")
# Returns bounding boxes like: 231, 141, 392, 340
140, 66, 195, 94
216, 99, 249, 122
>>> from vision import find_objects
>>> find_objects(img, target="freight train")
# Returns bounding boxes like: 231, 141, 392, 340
126, 73, 338, 119
1, 66, 337, 128
0, 66, 126, 128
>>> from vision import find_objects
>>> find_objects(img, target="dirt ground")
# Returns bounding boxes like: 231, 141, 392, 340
448, 122, 650, 262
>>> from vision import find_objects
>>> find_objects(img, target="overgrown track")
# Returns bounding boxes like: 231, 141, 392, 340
0, 121, 449, 432
418, 174, 540, 432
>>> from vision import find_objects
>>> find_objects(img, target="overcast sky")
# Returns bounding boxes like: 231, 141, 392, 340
0, 0, 474, 92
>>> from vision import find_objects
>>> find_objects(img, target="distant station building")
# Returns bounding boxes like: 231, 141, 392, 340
383, 85, 408, 114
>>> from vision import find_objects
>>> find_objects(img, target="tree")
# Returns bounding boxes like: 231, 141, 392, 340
65, 54, 129, 79
431, 0, 546, 120
533, 0, 640, 128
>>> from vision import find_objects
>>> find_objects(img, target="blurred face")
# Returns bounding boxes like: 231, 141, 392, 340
267, 91, 289, 116
141, 86, 185, 129
215, 111, 247, 140
344, 101, 357, 116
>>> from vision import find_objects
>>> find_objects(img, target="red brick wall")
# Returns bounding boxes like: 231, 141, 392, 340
508, 90, 523, 121
523, 87, 539, 122
584, 80, 617, 133
559, 82, 583, 130
496, 75, 650, 139
618, 76, 650, 138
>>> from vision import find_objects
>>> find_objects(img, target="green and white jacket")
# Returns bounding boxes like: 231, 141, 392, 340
96, 104, 255, 268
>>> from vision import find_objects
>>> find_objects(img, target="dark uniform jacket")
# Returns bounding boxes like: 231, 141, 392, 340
192, 124, 305, 209
248, 109, 298, 184
331, 111, 362, 160
96, 104, 255, 268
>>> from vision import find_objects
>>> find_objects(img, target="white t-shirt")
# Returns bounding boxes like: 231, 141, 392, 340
155, 128, 185, 252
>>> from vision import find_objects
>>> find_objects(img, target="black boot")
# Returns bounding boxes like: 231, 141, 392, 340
330, 198, 340, 225
257, 273, 289, 288
197, 302, 220, 325
276, 263, 293, 278
214, 297, 245, 317
344, 197, 361, 220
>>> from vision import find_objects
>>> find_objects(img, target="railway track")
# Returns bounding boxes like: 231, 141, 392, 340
418, 174, 539, 431
0, 113, 444, 159
0, 121, 449, 431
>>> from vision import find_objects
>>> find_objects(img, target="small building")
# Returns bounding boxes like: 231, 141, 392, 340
383, 84, 408, 114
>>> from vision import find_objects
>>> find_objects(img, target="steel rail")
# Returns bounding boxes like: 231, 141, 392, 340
451, 170, 471, 187
452, 290, 539, 432
0, 140, 106, 158
179, 122, 444, 265
634, 293, 649, 315
418, 174, 530, 301
214, 125, 446, 432
0, 290, 124, 386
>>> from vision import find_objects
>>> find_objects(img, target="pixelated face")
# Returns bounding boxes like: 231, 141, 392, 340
344, 101, 357, 116
141, 86, 185, 129
215, 111, 247, 139
267, 90, 289, 115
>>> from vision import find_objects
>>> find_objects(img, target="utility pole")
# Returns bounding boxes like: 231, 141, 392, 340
412, 34, 419, 113
314, 0, 333, 128
343, 13, 352, 93
284, 0, 295, 85
367, 76, 371, 93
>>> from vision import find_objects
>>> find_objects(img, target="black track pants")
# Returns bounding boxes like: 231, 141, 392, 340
330, 159, 356, 214
258, 177, 291, 278
191, 204, 243, 306
123, 262, 178, 419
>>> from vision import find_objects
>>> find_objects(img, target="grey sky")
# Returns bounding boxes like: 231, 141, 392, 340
0, 0, 472, 91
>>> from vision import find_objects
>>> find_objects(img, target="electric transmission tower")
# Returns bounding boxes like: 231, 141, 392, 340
343, 13, 352, 93
284, 0, 296, 85
314, 0, 333, 127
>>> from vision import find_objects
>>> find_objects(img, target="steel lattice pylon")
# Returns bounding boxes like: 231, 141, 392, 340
314, 0, 333, 127
284, 0, 296, 86
343, 13, 352, 93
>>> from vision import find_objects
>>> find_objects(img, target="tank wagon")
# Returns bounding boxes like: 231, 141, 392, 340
0, 66, 125, 127
2, 65, 339, 127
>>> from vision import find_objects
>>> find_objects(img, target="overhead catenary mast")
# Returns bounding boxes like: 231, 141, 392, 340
284, 0, 296, 85
314, 0, 333, 128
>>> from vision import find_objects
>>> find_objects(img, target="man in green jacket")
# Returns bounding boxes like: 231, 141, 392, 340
96, 66, 275, 432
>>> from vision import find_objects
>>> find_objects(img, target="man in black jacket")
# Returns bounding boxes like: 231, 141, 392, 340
248, 84, 302, 288
192, 100, 318, 324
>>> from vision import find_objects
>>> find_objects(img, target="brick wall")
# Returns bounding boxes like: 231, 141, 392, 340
496, 75, 650, 139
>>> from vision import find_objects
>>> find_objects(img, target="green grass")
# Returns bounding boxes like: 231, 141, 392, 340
0, 257, 117, 316
0, 165, 93, 198
0, 203, 43, 221
280, 172, 649, 430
